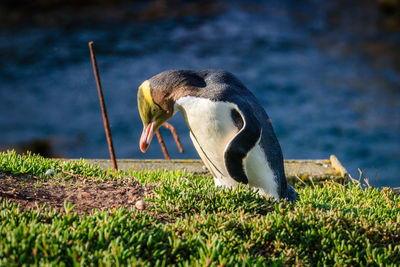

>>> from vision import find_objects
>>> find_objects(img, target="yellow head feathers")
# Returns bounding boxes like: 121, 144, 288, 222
139, 80, 154, 105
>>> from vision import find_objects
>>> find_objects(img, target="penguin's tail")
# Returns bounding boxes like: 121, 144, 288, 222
286, 185, 298, 202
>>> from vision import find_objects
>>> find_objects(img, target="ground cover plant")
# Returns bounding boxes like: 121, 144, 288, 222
0, 150, 399, 266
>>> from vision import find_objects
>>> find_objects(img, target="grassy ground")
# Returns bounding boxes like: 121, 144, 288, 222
0, 150, 399, 266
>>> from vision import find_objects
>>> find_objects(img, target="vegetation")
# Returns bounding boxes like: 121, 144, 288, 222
0, 150, 399, 266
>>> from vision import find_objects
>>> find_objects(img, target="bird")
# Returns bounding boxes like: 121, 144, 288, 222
137, 69, 297, 202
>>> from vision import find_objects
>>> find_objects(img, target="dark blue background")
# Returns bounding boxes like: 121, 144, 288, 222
1, 1, 399, 187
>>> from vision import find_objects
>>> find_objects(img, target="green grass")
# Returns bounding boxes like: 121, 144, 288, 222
1, 150, 399, 266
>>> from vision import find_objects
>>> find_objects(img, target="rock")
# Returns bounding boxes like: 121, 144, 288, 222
45, 169, 54, 176
81, 192, 91, 198
135, 199, 146, 210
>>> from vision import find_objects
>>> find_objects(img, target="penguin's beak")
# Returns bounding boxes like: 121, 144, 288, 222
140, 121, 155, 152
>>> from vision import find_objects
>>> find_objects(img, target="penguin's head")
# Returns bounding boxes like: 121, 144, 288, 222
137, 70, 206, 152
137, 79, 174, 152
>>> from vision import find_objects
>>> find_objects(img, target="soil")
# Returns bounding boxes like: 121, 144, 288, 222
0, 171, 154, 216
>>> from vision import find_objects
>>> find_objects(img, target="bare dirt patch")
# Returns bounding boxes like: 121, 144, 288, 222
0, 171, 154, 215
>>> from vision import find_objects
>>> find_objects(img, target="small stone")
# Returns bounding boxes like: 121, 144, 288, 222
135, 199, 146, 210
45, 169, 54, 176
81, 192, 91, 198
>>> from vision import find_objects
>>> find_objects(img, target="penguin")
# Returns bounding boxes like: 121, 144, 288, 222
137, 69, 297, 202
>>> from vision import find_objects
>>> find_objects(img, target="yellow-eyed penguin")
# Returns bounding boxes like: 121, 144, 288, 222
137, 69, 297, 201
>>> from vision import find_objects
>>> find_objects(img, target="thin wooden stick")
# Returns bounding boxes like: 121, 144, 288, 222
163, 122, 184, 153
156, 130, 170, 159
88, 41, 118, 170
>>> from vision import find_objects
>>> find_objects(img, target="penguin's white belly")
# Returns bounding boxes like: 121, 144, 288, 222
244, 141, 279, 199
175, 96, 279, 199
175, 96, 239, 185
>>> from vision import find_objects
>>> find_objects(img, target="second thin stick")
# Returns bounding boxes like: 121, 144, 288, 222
88, 41, 118, 170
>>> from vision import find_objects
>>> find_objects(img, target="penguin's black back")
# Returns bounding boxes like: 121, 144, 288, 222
187, 70, 288, 198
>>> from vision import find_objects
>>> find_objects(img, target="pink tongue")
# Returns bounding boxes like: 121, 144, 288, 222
139, 122, 154, 152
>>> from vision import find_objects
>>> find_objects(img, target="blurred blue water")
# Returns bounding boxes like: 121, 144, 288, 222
0, 2, 399, 187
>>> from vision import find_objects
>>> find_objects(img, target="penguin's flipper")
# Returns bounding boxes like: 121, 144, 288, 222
224, 108, 261, 184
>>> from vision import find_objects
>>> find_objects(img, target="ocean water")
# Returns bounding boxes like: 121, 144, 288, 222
0, 1, 399, 187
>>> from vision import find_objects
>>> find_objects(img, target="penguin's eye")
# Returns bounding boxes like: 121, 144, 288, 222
152, 105, 158, 113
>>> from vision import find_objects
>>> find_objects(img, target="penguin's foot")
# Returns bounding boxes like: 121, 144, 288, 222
285, 185, 298, 202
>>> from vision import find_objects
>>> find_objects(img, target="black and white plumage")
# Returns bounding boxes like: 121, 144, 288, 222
137, 69, 297, 201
